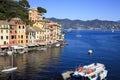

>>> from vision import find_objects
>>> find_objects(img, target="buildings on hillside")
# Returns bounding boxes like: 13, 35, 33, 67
0, 21, 12, 49
10, 18, 26, 46
0, 8, 64, 49
29, 8, 43, 22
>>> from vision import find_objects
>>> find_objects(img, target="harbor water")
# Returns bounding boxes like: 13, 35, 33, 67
0, 30, 120, 80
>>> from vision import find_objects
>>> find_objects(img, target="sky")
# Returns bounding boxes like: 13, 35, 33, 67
28, 0, 120, 21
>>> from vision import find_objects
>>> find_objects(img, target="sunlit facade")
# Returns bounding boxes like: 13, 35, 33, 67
10, 18, 26, 46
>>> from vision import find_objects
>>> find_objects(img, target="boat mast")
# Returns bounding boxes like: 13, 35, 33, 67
11, 53, 13, 67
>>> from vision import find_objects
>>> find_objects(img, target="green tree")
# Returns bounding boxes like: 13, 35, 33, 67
37, 7, 47, 13
0, 0, 47, 25
19, 0, 30, 8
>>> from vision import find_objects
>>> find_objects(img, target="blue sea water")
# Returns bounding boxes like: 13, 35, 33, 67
63, 30, 120, 80
0, 30, 120, 80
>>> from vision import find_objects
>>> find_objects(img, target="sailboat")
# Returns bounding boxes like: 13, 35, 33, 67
2, 51, 17, 73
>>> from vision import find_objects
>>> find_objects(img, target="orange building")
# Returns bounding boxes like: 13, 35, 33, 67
10, 18, 26, 46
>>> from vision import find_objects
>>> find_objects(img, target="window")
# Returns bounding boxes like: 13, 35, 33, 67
10, 26, 12, 29
19, 26, 20, 29
18, 35, 20, 39
12, 41, 14, 44
1, 36, 3, 39
4, 41, 6, 45
6, 36, 8, 39
21, 35, 23, 39
15, 35, 16, 39
26, 36, 28, 38
26, 40, 28, 43
15, 30, 17, 33
21, 40, 23, 43
23, 26, 24, 29
11, 36, 15, 39
1, 30, 3, 33
6, 30, 8, 33
10, 30, 12, 33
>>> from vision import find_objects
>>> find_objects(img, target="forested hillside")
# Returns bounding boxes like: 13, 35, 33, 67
0, 0, 46, 24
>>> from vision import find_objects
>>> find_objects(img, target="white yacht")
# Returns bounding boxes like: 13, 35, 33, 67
71, 63, 108, 80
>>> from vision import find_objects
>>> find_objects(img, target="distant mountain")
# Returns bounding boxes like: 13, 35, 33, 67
117, 20, 120, 23
47, 18, 120, 30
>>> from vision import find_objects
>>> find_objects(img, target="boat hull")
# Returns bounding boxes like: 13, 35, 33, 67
2, 67, 17, 73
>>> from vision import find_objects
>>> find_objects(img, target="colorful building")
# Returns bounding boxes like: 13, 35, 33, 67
26, 26, 44, 46
9, 22, 17, 46
0, 20, 13, 48
47, 22, 62, 43
29, 8, 43, 22
10, 18, 26, 46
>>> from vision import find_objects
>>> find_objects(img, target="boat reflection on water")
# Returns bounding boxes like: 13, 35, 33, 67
0, 47, 62, 80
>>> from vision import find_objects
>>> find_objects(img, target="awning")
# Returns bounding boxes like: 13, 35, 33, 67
1, 46, 8, 48
10, 46, 24, 49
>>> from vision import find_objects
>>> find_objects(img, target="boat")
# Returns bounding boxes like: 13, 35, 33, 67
67, 28, 73, 32
2, 52, 17, 73
0, 51, 6, 56
88, 50, 93, 54
111, 26, 115, 32
10, 46, 25, 54
7, 51, 13, 56
112, 29, 114, 32
76, 34, 82, 37
40, 47, 47, 50
2, 67, 17, 73
55, 43, 60, 47
69, 63, 108, 80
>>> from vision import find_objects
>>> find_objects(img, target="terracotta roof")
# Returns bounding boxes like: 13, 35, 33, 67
47, 22, 61, 27
0, 20, 15, 25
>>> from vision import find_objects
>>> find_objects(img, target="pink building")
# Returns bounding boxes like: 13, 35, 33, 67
9, 23, 17, 46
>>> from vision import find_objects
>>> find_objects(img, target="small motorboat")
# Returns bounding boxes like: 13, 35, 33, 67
70, 63, 108, 80
7, 51, 13, 56
2, 67, 17, 73
2, 52, 17, 73
55, 43, 60, 47
88, 49, 93, 54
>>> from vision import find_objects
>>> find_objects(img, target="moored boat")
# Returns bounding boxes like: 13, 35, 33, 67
2, 51, 17, 73
10, 46, 25, 54
70, 63, 108, 80
2, 67, 17, 73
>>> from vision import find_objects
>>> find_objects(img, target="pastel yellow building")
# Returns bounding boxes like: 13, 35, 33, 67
26, 25, 45, 46
33, 22, 44, 30
29, 8, 43, 22
0, 21, 11, 48
33, 22, 48, 45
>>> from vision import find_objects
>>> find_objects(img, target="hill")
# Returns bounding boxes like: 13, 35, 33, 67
0, 0, 46, 24
47, 18, 120, 30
